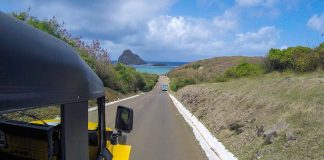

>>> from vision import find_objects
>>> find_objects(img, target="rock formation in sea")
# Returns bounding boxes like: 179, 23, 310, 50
118, 49, 146, 65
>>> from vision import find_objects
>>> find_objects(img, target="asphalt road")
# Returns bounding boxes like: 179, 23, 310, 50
89, 76, 207, 160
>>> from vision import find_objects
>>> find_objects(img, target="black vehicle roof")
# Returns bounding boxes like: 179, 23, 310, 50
0, 12, 104, 113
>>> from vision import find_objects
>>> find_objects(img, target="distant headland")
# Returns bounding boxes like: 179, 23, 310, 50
118, 49, 147, 65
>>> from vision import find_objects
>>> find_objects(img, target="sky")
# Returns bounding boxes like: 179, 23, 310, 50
1, 0, 324, 62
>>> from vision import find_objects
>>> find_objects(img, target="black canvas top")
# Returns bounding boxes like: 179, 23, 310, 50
0, 12, 104, 113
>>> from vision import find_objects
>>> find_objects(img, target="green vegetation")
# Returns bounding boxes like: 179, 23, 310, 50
97, 63, 158, 93
224, 62, 264, 78
141, 73, 159, 91
191, 63, 201, 69
168, 56, 264, 91
169, 43, 324, 91
316, 43, 324, 69
266, 46, 321, 72
10, 11, 158, 100
170, 78, 196, 91
212, 62, 265, 83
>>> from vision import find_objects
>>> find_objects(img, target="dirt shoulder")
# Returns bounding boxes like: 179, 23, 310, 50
175, 71, 324, 160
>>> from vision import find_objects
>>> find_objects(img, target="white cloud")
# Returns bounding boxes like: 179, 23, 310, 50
18, 0, 175, 39
142, 15, 279, 60
146, 16, 212, 45
144, 15, 235, 57
1, 0, 283, 61
213, 9, 239, 32
307, 13, 324, 33
234, 26, 280, 53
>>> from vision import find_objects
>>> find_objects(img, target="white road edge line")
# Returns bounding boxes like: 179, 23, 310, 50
88, 93, 145, 112
169, 93, 237, 160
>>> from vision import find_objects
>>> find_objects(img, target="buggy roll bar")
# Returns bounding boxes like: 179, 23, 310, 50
0, 11, 108, 160
0, 11, 104, 112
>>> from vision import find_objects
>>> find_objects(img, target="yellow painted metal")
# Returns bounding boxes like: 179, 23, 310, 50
87, 121, 99, 130
30, 120, 131, 160
31, 119, 105, 131
107, 142, 132, 160
30, 119, 60, 125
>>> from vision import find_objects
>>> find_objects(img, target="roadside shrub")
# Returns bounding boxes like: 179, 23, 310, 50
224, 62, 264, 78
90, 61, 159, 94
267, 48, 294, 71
315, 42, 324, 69
113, 63, 143, 93
266, 46, 321, 72
170, 78, 196, 91
191, 63, 201, 69
291, 47, 319, 72
78, 48, 97, 69
11, 11, 110, 66
94, 62, 118, 88
101, 63, 158, 93
214, 75, 228, 82
141, 73, 158, 91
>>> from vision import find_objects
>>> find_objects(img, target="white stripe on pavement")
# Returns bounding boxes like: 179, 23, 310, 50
88, 93, 144, 112
169, 93, 237, 160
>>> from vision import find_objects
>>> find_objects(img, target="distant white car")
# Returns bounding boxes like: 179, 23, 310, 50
161, 84, 168, 91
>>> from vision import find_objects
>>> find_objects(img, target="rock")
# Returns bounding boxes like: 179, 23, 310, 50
285, 130, 297, 141
118, 49, 146, 65
229, 122, 244, 134
263, 129, 278, 145
273, 121, 289, 131
219, 125, 226, 130
284, 142, 290, 148
256, 125, 264, 137
264, 134, 275, 145
254, 151, 261, 160
247, 118, 256, 123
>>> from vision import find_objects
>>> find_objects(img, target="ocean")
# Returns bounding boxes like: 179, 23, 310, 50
113, 61, 187, 75
133, 61, 187, 75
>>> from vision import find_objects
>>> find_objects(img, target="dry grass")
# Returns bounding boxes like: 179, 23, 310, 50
176, 71, 324, 160
1, 106, 60, 122
168, 56, 264, 82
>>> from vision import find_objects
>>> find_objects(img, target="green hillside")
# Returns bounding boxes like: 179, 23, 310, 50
168, 56, 264, 91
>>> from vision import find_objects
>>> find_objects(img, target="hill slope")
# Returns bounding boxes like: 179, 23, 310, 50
175, 72, 324, 160
168, 56, 264, 82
